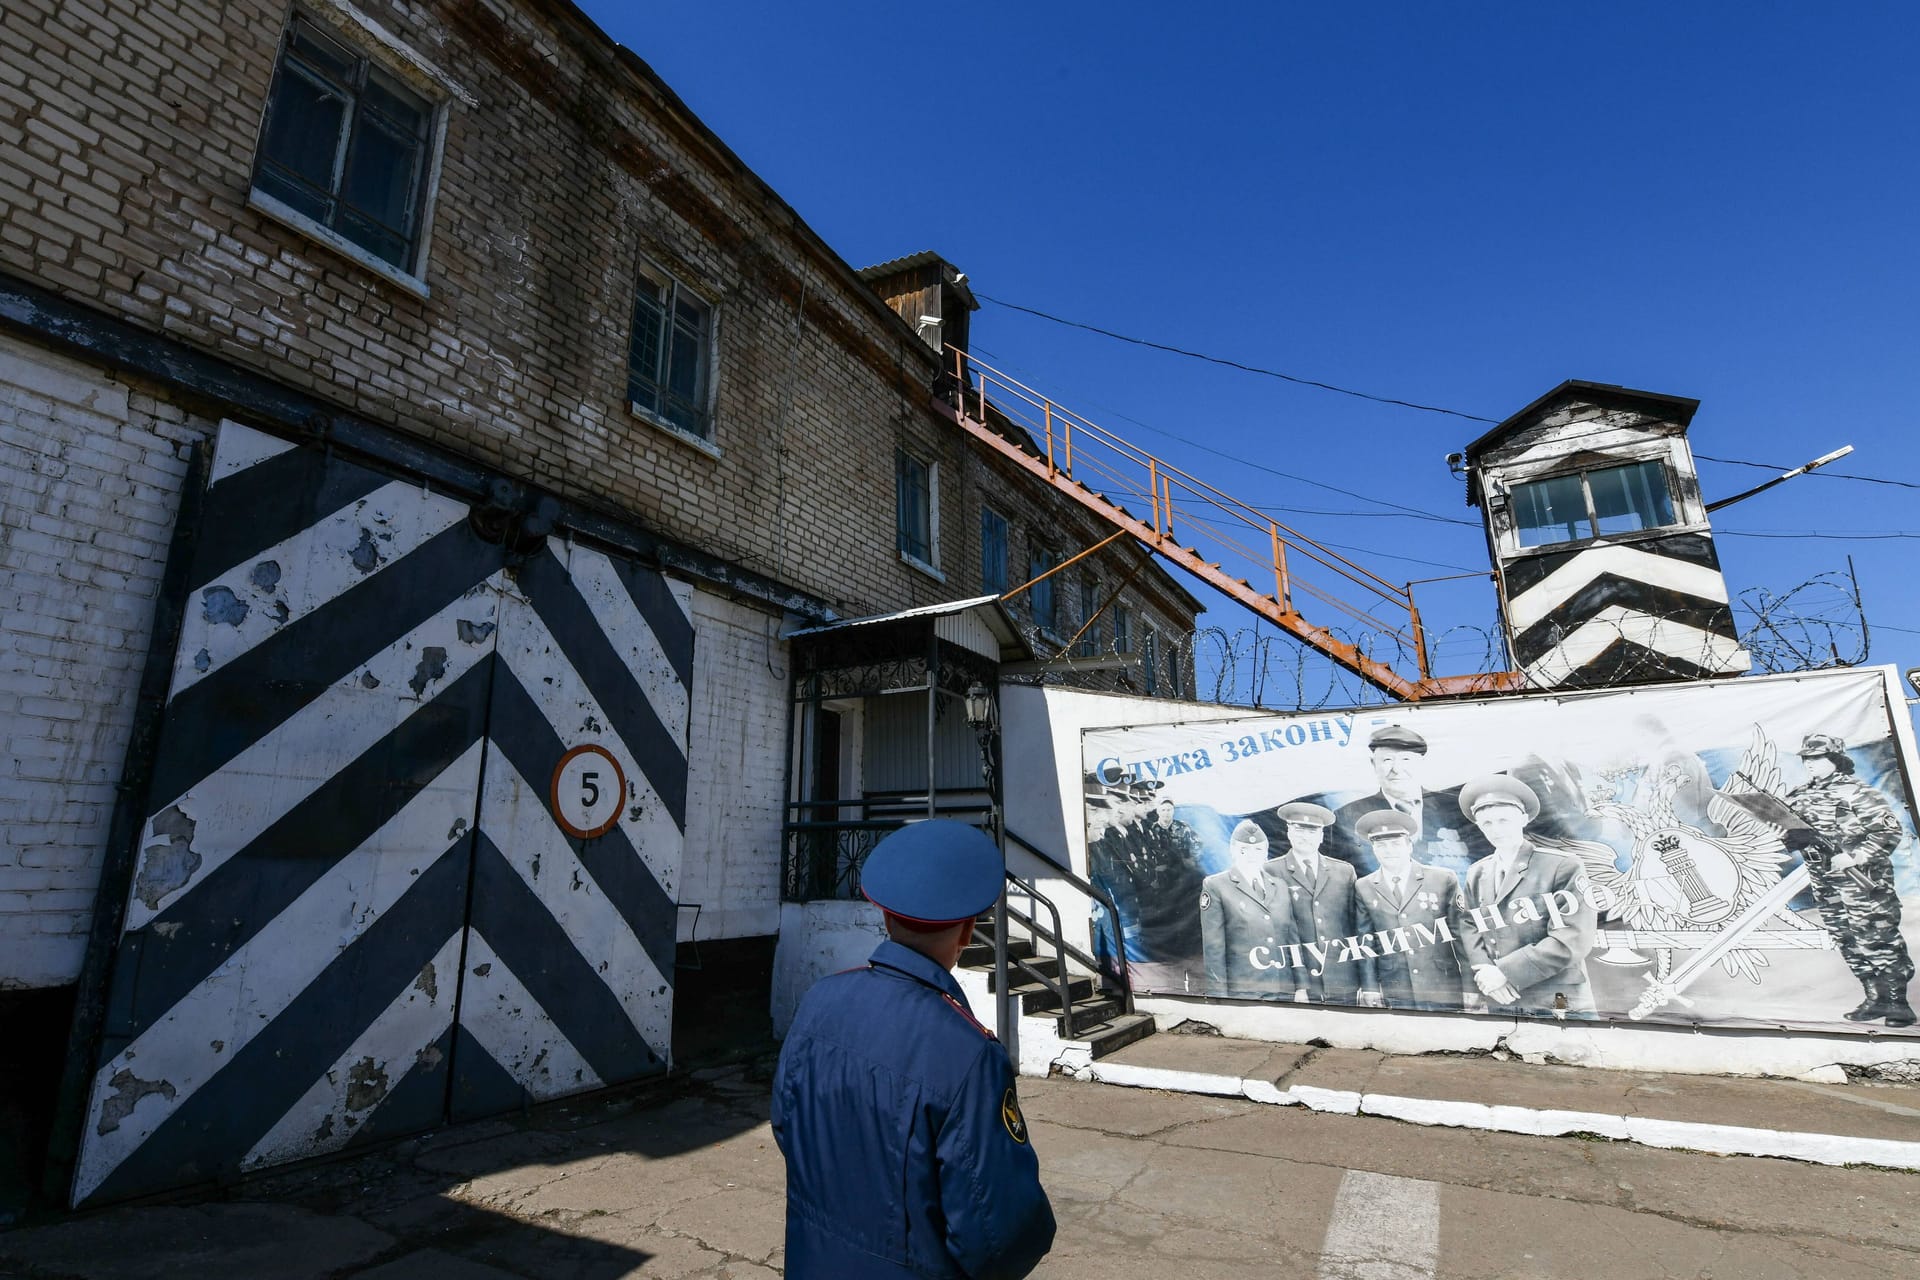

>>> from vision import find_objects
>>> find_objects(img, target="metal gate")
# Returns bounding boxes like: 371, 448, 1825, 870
70, 422, 690, 1206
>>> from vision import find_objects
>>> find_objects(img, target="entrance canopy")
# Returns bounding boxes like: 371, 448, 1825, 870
782, 598, 1030, 901
785, 595, 1031, 670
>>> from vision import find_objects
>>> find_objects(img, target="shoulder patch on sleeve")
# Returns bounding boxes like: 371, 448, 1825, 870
1001, 1086, 1029, 1144
942, 992, 997, 1039
1198, 889, 1212, 910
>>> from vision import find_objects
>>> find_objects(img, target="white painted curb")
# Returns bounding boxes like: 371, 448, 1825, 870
1071, 1061, 1920, 1171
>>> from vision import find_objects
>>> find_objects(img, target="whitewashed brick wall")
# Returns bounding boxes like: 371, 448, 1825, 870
678, 588, 789, 942
0, 334, 207, 988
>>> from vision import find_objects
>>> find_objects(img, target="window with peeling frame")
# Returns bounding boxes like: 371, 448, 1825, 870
629, 261, 715, 439
253, 16, 436, 273
1511, 458, 1677, 549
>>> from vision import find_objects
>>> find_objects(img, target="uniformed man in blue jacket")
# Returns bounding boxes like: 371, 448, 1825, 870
773, 820, 1057, 1278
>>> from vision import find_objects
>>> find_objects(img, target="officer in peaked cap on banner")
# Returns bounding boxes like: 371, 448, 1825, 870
1199, 819, 1296, 999
1111, 779, 1208, 990
1783, 733, 1916, 1027
1458, 775, 1597, 1018
1268, 801, 1380, 1004
1353, 808, 1472, 1010
773, 820, 1056, 1278
1327, 723, 1488, 878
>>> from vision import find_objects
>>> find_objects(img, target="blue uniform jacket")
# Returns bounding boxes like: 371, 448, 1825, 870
772, 940, 1056, 1279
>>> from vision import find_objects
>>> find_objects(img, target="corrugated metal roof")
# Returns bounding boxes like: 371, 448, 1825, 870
857, 251, 977, 311
784, 595, 1030, 662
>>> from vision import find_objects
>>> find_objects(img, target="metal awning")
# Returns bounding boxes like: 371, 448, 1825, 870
784, 595, 1031, 665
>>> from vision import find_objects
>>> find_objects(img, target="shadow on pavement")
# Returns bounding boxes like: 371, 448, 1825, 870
0, 1053, 782, 1279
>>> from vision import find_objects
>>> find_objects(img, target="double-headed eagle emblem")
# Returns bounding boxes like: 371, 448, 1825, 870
1566, 726, 1803, 984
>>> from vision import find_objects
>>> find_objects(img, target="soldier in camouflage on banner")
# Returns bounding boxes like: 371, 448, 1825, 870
1783, 733, 1916, 1027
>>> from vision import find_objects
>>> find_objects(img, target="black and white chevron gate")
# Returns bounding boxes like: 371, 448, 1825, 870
71, 422, 692, 1206
1501, 530, 1748, 689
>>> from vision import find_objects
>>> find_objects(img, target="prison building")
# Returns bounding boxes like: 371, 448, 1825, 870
0, 0, 1198, 1205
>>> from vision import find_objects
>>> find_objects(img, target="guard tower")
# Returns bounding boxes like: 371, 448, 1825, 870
860, 251, 977, 356
1463, 380, 1750, 690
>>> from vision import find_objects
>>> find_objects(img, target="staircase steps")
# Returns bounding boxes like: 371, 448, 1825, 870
960, 936, 1033, 967
1069, 1011, 1157, 1057
961, 915, 1153, 1061
997, 974, 1094, 1012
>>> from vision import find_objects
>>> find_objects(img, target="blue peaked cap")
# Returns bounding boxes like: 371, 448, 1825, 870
860, 820, 1004, 923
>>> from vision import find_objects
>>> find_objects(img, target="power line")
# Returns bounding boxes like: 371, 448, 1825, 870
1693, 452, 1920, 492
1719, 530, 1920, 540
972, 341, 1476, 524
976, 292, 1500, 424
981, 295, 1920, 495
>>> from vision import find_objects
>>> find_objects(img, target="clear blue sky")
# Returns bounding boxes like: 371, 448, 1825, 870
582, 1, 1920, 698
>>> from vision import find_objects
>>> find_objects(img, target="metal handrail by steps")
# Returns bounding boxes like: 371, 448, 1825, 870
1003, 826, 1132, 1015
999, 871, 1074, 1031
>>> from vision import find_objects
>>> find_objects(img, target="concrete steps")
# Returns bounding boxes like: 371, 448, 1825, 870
959, 914, 1153, 1064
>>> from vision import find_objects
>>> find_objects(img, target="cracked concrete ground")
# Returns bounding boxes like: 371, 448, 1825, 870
3, 1057, 1917, 1278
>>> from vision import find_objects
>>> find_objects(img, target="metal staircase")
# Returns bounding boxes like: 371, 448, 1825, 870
936, 348, 1522, 701
964, 907, 1155, 1062
961, 829, 1156, 1063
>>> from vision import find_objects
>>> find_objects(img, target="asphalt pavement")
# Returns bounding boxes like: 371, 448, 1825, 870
3, 1050, 1918, 1279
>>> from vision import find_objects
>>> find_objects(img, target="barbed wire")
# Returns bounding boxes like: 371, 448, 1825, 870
1004, 571, 1870, 710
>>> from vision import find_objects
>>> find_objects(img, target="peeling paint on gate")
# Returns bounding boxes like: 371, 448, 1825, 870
133, 805, 198, 911
95, 1069, 175, 1137
75, 422, 690, 1205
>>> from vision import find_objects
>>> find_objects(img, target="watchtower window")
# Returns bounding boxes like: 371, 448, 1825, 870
1512, 459, 1676, 549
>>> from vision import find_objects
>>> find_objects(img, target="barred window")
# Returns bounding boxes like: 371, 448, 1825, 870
253, 17, 437, 274
1112, 604, 1132, 655
629, 262, 715, 439
980, 507, 1009, 595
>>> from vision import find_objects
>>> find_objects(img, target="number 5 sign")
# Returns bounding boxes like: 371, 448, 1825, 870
550, 743, 627, 839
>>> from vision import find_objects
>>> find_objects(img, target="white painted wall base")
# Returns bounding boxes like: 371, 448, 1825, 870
1071, 1056, 1920, 1172
0, 335, 207, 989
1138, 989, 1920, 1083
770, 899, 885, 1036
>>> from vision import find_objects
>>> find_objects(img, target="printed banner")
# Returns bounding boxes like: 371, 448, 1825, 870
1080, 668, 1920, 1033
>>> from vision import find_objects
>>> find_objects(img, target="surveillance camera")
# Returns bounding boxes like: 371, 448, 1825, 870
1446, 452, 1464, 466
916, 315, 941, 329
1906, 667, 1920, 698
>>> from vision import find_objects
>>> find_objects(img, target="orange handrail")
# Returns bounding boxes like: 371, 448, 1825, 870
941, 346, 1519, 700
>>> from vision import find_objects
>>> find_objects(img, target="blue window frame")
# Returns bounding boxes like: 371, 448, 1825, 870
1028, 546, 1059, 636
896, 450, 933, 564
980, 507, 1008, 594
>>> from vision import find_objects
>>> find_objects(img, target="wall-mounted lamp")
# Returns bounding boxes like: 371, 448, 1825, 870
964, 680, 996, 731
